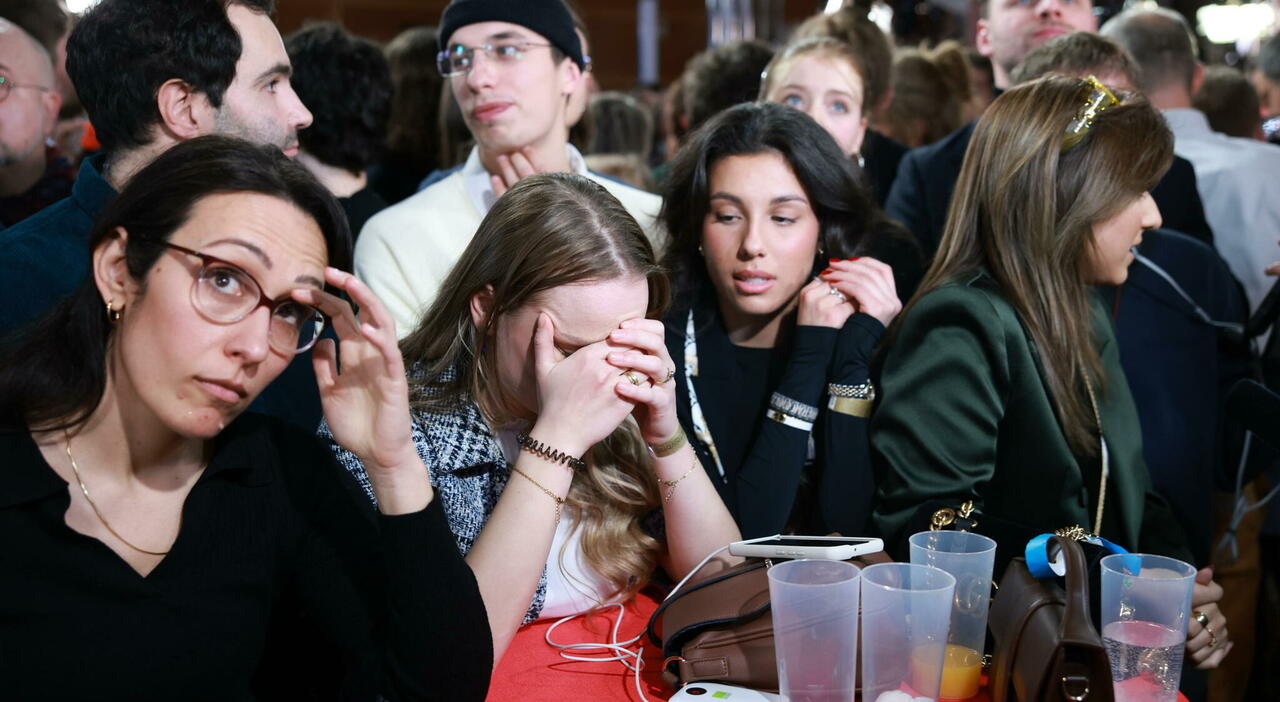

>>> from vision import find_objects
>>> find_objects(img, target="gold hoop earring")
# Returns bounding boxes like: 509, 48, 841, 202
106, 300, 123, 323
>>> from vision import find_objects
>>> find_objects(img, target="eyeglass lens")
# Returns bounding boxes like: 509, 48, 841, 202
193, 265, 323, 353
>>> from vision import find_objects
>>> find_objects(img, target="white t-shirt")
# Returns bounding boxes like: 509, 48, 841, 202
494, 424, 618, 619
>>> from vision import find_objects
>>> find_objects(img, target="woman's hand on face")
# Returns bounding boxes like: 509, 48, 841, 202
298, 269, 417, 473
531, 313, 638, 457
820, 257, 902, 328
796, 277, 856, 329
606, 318, 681, 446
1187, 568, 1231, 669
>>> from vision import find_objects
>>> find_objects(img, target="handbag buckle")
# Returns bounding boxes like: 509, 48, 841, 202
930, 508, 957, 531
1060, 673, 1090, 701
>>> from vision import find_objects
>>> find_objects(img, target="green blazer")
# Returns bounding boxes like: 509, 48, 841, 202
871, 271, 1193, 569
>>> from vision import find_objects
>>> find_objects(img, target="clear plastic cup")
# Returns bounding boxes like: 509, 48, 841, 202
908, 531, 997, 699
860, 562, 956, 702
767, 559, 862, 702
1100, 553, 1196, 702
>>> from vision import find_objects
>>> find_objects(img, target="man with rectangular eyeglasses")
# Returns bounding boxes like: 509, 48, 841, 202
355, 0, 664, 337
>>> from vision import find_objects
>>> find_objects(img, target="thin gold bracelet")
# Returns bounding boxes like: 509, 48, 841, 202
511, 466, 566, 525
649, 426, 688, 457
658, 453, 699, 503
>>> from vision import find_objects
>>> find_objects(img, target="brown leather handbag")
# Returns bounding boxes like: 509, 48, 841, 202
645, 552, 892, 691
988, 536, 1114, 702
645, 558, 778, 690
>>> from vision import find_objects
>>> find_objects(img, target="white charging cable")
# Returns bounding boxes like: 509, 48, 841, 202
542, 542, 745, 701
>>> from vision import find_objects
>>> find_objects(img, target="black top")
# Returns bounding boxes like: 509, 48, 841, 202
860, 128, 908, 209
0, 413, 492, 702
665, 288, 885, 539
339, 186, 391, 243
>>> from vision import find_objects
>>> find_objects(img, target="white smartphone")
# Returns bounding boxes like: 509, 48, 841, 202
727, 534, 884, 560
669, 682, 782, 701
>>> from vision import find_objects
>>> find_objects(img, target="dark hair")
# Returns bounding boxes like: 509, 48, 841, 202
1011, 31, 1141, 87
384, 26, 443, 171
65, 0, 275, 156
2, 0, 68, 54
0, 135, 350, 432
1100, 8, 1198, 94
286, 22, 391, 174
1194, 66, 1261, 139
661, 101, 893, 298
587, 92, 653, 156
681, 40, 775, 134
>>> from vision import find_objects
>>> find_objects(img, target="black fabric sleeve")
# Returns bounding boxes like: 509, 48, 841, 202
816, 313, 885, 536
274, 423, 492, 702
733, 325, 837, 538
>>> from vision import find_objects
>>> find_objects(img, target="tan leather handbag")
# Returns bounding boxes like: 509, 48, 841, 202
988, 536, 1114, 702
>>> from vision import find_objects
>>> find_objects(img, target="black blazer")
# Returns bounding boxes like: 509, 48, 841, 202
884, 121, 1215, 258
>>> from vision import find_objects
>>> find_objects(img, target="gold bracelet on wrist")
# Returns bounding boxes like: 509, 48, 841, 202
828, 395, 874, 418
658, 453, 699, 503
511, 466, 567, 525
649, 426, 688, 457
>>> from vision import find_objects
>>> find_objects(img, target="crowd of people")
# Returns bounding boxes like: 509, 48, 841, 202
1, 0, 1278, 700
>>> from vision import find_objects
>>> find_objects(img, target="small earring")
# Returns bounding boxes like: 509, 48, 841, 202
697, 244, 704, 257
105, 300, 122, 323
817, 244, 825, 256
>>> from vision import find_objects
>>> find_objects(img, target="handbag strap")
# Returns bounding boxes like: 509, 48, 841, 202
644, 559, 769, 647
1053, 535, 1095, 645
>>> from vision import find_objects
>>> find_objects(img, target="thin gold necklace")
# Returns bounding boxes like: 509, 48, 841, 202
64, 433, 171, 557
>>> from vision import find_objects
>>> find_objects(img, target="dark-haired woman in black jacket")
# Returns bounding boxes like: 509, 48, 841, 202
660, 102, 922, 539
0, 136, 491, 701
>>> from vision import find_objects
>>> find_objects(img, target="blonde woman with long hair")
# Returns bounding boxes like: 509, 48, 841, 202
871, 75, 1229, 669
323, 172, 740, 662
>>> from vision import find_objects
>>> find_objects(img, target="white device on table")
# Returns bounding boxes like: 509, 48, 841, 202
669, 682, 783, 701
727, 534, 883, 560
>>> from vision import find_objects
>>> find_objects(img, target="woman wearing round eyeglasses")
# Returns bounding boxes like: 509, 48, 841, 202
0, 136, 493, 700
871, 76, 1229, 668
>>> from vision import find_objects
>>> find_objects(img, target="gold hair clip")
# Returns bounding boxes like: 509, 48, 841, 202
1061, 75, 1119, 153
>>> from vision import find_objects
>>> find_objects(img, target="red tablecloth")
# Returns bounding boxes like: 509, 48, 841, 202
487, 594, 1190, 702
487, 592, 670, 701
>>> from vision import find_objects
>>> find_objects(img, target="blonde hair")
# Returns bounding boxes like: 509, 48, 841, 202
908, 76, 1172, 456
759, 37, 871, 113
399, 173, 672, 599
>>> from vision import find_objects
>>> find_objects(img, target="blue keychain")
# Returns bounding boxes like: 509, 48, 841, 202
1025, 531, 1129, 578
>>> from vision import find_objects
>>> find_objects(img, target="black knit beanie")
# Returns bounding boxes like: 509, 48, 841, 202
439, 0, 585, 70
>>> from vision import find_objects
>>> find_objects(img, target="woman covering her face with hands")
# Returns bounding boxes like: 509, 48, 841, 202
659, 102, 920, 540
0, 136, 492, 700
324, 173, 740, 662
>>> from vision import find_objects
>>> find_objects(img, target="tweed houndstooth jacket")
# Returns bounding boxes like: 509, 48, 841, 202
319, 364, 549, 623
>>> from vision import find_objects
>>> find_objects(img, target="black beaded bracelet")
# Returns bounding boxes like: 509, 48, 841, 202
516, 432, 587, 471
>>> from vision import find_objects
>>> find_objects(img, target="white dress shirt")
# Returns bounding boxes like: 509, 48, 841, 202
1163, 108, 1280, 315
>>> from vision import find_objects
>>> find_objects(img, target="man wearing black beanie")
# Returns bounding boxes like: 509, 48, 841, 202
355, 0, 663, 335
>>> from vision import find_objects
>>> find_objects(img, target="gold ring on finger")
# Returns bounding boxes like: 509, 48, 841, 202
1207, 628, 1219, 649
622, 370, 644, 386
1193, 610, 1210, 629
660, 368, 675, 384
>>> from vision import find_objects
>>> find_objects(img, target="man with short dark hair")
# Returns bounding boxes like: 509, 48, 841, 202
356, 0, 662, 335
1104, 8, 1280, 316
0, 0, 311, 335
286, 22, 391, 237
0, 0, 321, 430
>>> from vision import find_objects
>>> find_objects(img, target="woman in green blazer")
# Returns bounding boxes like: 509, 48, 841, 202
871, 76, 1230, 669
